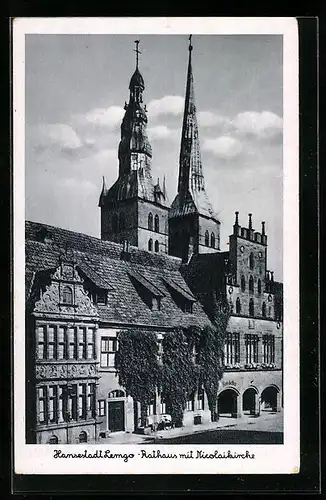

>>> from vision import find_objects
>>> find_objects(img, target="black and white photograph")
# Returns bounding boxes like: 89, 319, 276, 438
13, 17, 299, 475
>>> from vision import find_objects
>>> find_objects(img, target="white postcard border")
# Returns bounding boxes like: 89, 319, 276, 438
13, 16, 299, 475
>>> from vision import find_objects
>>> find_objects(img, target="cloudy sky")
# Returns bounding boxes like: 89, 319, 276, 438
25, 34, 283, 280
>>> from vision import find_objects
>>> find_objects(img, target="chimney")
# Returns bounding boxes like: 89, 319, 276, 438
233, 211, 240, 235
248, 213, 252, 230
262, 221, 265, 235
121, 239, 131, 261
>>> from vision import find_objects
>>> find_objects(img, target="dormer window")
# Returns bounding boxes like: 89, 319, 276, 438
163, 277, 196, 314
62, 286, 73, 304
128, 270, 165, 312
96, 290, 107, 305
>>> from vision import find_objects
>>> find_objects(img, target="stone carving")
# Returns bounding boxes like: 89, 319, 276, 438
33, 263, 98, 318
35, 363, 97, 380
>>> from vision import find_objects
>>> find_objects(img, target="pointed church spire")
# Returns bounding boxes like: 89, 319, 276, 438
98, 175, 108, 207
175, 35, 215, 218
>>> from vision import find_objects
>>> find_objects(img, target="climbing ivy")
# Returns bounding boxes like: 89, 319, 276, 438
200, 299, 230, 421
160, 328, 200, 427
115, 302, 229, 429
115, 329, 160, 428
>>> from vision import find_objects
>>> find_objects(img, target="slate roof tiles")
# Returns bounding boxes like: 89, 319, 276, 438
26, 221, 212, 330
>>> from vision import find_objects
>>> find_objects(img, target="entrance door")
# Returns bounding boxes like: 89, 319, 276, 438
108, 401, 125, 432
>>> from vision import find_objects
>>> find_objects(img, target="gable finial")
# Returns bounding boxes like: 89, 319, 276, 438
134, 39, 141, 68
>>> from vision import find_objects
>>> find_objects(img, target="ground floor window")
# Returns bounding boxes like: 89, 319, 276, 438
186, 395, 194, 411
147, 395, 156, 416
37, 382, 96, 425
197, 388, 205, 410
98, 400, 106, 417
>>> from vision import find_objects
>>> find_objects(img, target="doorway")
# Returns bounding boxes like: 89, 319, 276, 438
108, 400, 125, 432
218, 389, 238, 417
261, 386, 278, 412
243, 388, 258, 415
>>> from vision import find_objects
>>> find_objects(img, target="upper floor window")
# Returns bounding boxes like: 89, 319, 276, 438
262, 301, 266, 318
205, 230, 209, 247
224, 332, 240, 365
236, 297, 241, 314
112, 214, 118, 233
148, 238, 153, 252
262, 334, 275, 364
62, 286, 73, 304
249, 298, 255, 317
100, 337, 118, 368
154, 214, 159, 233
241, 275, 246, 292
210, 232, 215, 248
257, 278, 262, 294
249, 275, 254, 293
154, 240, 159, 253
148, 212, 153, 231
249, 252, 254, 270
245, 334, 259, 364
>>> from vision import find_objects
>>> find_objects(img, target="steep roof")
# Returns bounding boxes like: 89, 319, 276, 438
170, 40, 217, 221
26, 221, 212, 330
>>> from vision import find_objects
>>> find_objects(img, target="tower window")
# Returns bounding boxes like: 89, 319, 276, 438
62, 286, 73, 304
148, 238, 153, 252
249, 275, 254, 293
262, 301, 266, 318
148, 213, 153, 231
249, 298, 254, 317
249, 252, 254, 270
112, 214, 118, 233
154, 240, 159, 253
210, 232, 215, 248
205, 230, 209, 247
154, 214, 159, 233
258, 278, 262, 294
241, 275, 246, 292
236, 297, 241, 314
119, 213, 125, 231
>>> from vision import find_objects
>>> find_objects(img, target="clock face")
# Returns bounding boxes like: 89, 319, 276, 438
240, 246, 244, 253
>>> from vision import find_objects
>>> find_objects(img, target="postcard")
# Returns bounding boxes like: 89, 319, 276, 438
13, 16, 299, 475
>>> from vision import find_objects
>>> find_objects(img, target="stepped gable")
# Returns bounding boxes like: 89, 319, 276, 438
26, 221, 212, 329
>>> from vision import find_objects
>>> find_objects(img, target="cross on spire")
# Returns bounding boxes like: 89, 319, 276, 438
189, 34, 193, 52
134, 39, 141, 68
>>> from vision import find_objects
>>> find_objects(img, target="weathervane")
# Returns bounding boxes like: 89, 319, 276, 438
134, 39, 141, 68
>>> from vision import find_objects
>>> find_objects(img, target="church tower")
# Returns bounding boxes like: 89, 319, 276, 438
99, 41, 169, 253
169, 36, 220, 262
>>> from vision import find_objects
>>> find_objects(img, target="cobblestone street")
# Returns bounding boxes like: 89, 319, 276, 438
94, 410, 283, 445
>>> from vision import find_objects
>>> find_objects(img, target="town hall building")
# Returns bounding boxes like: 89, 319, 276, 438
25, 38, 283, 444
